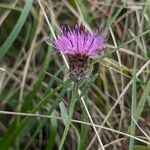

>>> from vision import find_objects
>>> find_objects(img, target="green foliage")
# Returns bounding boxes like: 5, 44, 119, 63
0, 0, 150, 149
0, 0, 33, 59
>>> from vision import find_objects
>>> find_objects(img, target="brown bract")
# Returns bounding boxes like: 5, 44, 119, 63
67, 53, 90, 82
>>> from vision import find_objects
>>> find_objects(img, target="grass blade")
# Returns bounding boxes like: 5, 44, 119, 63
136, 79, 150, 121
58, 83, 78, 150
60, 102, 69, 125
129, 46, 138, 149
79, 106, 88, 150
0, 0, 33, 59
46, 111, 57, 150
24, 80, 71, 149
0, 84, 63, 149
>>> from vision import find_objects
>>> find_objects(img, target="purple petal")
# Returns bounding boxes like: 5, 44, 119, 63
46, 25, 108, 57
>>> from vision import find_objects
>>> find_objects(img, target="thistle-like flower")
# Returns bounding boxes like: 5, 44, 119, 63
45, 25, 108, 82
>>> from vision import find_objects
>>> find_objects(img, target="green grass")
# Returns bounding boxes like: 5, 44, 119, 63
0, 0, 150, 150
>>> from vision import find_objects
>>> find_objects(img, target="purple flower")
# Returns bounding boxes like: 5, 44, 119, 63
45, 25, 108, 82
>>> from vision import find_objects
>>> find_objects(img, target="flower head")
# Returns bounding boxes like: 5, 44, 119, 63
45, 25, 108, 82
52, 25, 107, 57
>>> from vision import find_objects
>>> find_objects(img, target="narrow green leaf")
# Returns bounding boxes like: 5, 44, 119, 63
45, 67, 65, 94
45, 71, 70, 87
136, 79, 150, 121
60, 102, 69, 125
0, 0, 33, 59
46, 111, 57, 150
58, 83, 78, 150
71, 124, 80, 150
129, 46, 138, 150
79, 73, 98, 98
24, 81, 70, 149
79, 107, 88, 150
0, 85, 62, 149
0, 68, 5, 80
134, 145, 150, 150
22, 47, 52, 111
0, 2, 22, 11
100, 29, 150, 60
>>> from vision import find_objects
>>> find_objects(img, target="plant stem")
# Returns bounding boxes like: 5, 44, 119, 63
58, 83, 78, 150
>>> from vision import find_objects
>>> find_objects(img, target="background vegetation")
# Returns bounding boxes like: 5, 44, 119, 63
0, 0, 150, 150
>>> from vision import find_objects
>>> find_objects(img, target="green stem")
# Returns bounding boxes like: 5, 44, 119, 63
129, 46, 138, 150
58, 83, 78, 150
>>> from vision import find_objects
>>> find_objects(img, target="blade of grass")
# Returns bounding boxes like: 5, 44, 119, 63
74, 0, 91, 31
129, 46, 138, 149
100, 29, 150, 60
105, 5, 124, 32
0, 68, 5, 92
1, 109, 150, 145
0, 68, 5, 79
71, 123, 81, 150
133, 145, 150, 150
135, 79, 150, 121
45, 66, 66, 94
0, 0, 33, 59
0, 82, 64, 149
58, 83, 78, 150
0, 2, 22, 11
59, 99, 81, 149
24, 80, 71, 149
60, 101, 69, 125
0, 0, 19, 26
79, 105, 88, 150
45, 71, 70, 87
22, 46, 52, 111
129, 29, 148, 59
46, 111, 57, 150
